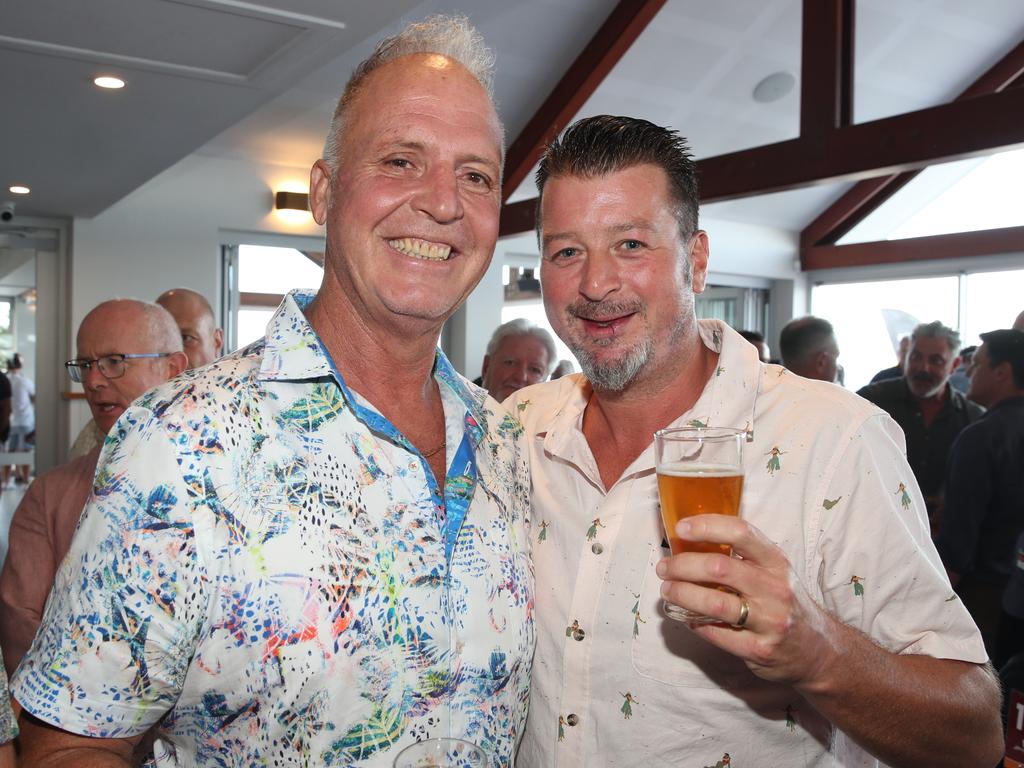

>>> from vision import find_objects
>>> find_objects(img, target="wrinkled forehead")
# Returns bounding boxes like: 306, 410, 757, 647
910, 336, 956, 360
77, 308, 155, 354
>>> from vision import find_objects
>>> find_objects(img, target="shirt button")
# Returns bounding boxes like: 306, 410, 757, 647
591, 543, 604, 555
566, 714, 579, 726
573, 628, 586, 641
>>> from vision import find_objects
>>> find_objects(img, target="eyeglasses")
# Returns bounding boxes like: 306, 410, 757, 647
65, 353, 173, 383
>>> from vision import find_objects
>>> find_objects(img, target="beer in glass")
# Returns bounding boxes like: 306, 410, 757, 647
654, 426, 745, 623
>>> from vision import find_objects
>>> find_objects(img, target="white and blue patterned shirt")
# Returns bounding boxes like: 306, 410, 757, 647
14, 291, 535, 767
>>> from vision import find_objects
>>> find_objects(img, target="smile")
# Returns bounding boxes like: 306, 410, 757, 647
388, 237, 452, 261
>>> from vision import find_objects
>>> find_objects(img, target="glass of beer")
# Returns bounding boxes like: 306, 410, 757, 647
393, 737, 490, 768
654, 426, 745, 624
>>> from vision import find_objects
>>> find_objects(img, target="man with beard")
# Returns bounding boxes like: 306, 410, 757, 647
858, 321, 984, 535
510, 115, 1000, 768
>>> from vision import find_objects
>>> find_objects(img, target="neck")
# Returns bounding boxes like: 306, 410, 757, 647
306, 273, 443, 402
583, 329, 718, 489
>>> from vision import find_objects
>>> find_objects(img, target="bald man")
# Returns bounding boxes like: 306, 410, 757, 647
0, 300, 186, 676
1014, 310, 1024, 332
156, 287, 224, 369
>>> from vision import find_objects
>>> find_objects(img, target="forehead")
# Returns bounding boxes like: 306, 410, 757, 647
541, 164, 674, 232
910, 335, 954, 358
77, 307, 152, 353
342, 54, 502, 161
495, 334, 549, 359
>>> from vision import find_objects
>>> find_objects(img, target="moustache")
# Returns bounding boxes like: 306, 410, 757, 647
567, 299, 644, 321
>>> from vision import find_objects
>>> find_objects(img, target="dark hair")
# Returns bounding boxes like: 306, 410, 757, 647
738, 330, 765, 343
535, 115, 699, 238
8, 353, 21, 370
779, 316, 836, 367
979, 329, 1024, 388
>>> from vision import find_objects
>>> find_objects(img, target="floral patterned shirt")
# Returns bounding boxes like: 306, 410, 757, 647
13, 291, 534, 767
511, 320, 985, 768
0, 641, 15, 745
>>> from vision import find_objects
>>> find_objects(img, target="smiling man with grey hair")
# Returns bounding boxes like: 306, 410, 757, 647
15, 16, 533, 768
480, 318, 556, 401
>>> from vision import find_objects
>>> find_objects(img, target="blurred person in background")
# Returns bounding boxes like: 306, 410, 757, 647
479, 318, 555, 401
948, 345, 976, 396
869, 334, 910, 384
3, 354, 34, 487
738, 329, 771, 363
935, 329, 1024, 664
779, 316, 840, 383
858, 321, 984, 535
155, 287, 225, 369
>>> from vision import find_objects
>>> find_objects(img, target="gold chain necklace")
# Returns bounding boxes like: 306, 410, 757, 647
421, 440, 446, 458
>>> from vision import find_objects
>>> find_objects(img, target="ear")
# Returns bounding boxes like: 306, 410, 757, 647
689, 230, 710, 294
213, 327, 225, 355
950, 354, 962, 372
309, 159, 334, 226
480, 354, 491, 379
167, 351, 189, 378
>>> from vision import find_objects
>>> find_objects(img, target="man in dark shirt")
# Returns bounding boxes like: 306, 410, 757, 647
857, 321, 984, 533
935, 329, 1024, 663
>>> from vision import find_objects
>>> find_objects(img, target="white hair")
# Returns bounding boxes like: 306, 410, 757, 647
322, 14, 499, 170
486, 318, 557, 374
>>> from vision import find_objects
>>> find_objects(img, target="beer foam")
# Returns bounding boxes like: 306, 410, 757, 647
657, 463, 741, 477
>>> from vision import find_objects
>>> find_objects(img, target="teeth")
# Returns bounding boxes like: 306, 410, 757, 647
389, 237, 452, 261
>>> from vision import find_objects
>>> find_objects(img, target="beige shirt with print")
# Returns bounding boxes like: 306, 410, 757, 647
511, 320, 985, 768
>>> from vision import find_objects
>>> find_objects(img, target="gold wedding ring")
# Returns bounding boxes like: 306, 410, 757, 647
734, 597, 750, 628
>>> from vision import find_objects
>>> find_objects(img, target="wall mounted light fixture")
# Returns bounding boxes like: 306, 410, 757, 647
274, 191, 310, 212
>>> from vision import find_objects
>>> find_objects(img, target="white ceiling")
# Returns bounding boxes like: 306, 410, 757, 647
2, 0, 1022, 232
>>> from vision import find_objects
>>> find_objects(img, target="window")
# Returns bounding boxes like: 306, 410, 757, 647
223, 243, 323, 348
811, 267, 1024, 391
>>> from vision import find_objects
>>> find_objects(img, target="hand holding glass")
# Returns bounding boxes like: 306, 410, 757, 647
393, 738, 490, 768
654, 427, 745, 624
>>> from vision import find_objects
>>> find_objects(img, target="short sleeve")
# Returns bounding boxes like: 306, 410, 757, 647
814, 413, 986, 663
12, 407, 208, 736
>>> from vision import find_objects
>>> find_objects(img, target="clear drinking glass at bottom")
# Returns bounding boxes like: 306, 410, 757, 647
654, 426, 746, 624
393, 737, 491, 768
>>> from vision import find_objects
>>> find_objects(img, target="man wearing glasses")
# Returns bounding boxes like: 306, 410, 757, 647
0, 299, 186, 677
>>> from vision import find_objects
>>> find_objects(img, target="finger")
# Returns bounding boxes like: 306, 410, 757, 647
658, 578, 750, 629
675, 515, 787, 569
657, 550, 747, 591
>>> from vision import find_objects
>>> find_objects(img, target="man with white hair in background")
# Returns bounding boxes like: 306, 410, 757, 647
14, 16, 532, 768
857, 321, 984, 534
0, 300, 186, 677
480, 318, 556, 401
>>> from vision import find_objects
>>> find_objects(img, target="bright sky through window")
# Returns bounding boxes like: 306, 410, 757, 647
889, 147, 1024, 240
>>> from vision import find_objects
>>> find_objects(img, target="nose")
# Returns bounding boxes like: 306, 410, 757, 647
81, 362, 107, 391
579, 251, 621, 302
412, 165, 464, 224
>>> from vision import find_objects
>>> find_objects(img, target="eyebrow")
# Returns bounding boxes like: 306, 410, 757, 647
384, 141, 500, 173
542, 221, 655, 248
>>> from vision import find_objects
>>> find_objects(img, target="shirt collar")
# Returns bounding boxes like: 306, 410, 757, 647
256, 290, 488, 447
539, 319, 762, 481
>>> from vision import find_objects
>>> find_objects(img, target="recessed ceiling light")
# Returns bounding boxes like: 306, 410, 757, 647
8, 186, 30, 195
753, 71, 795, 103
94, 76, 125, 90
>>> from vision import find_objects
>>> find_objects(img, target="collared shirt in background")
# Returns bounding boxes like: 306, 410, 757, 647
513, 320, 984, 768
14, 291, 534, 768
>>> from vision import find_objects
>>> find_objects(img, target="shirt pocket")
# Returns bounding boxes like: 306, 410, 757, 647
630, 546, 758, 690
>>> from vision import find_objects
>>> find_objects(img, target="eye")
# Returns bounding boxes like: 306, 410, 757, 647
385, 157, 413, 170
620, 239, 644, 251
463, 170, 493, 189
548, 247, 579, 262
